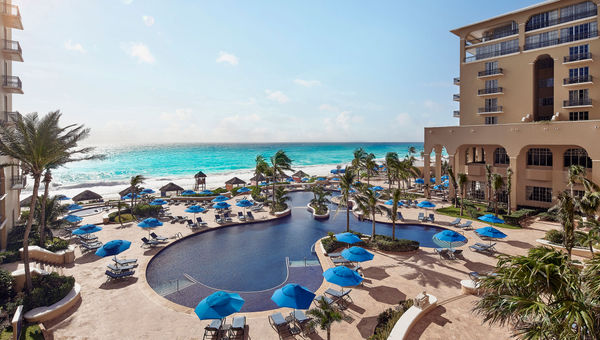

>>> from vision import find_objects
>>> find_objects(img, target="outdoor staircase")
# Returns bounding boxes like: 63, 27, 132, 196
31, 261, 65, 275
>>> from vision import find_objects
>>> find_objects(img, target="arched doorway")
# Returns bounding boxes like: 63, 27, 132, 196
534, 54, 554, 121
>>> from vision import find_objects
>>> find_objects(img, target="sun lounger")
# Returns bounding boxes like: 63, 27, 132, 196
77, 234, 98, 242
428, 213, 435, 222
397, 211, 405, 221
150, 232, 168, 242
230, 316, 246, 339
214, 214, 223, 224
113, 258, 137, 266
434, 248, 449, 259
325, 288, 353, 304
269, 312, 293, 336
141, 237, 160, 247
196, 217, 208, 227
314, 295, 335, 306
457, 220, 473, 229
327, 252, 342, 258
107, 263, 136, 272
418, 212, 425, 222
223, 212, 233, 222
332, 257, 351, 265
449, 218, 461, 226
473, 242, 496, 252
80, 241, 102, 252
291, 310, 314, 335
186, 219, 199, 229
412, 200, 418, 208
105, 269, 135, 281
469, 244, 493, 253
452, 249, 463, 259
237, 211, 246, 221
203, 319, 222, 339
246, 211, 254, 220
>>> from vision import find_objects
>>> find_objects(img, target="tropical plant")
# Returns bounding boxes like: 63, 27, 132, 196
354, 186, 382, 240
33, 196, 68, 233
485, 164, 493, 207
351, 147, 367, 177
491, 173, 504, 216
269, 150, 293, 208
446, 167, 459, 208
273, 186, 290, 213
578, 218, 600, 255
38, 170, 52, 246
112, 200, 129, 227
307, 296, 343, 340
568, 165, 586, 199
310, 185, 331, 215
254, 155, 269, 182
336, 168, 355, 232
457, 173, 468, 216
384, 152, 399, 191
506, 168, 513, 214
552, 191, 576, 259
0, 111, 96, 291
473, 247, 600, 339
390, 188, 402, 240
364, 153, 377, 186
407, 146, 417, 157
129, 174, 146, 209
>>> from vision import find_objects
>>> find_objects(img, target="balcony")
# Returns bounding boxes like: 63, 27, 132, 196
0, 111, 18, 125
453, 110, 460, 118
453, 77, 460, 85
0, 3, 22, 30
478, 87, 504, 96
2, 75, 22, 94
563, 75, 593, 85
525, 9, 597, 32
563, 98, 592, 108
524, 30, 598, 51
478, 68, 503, 78
1, 39, 22, 62
564, 52, 592, 63
464, 46, 519, 63
478, 106, 503, 114
465, 28, 519, 45
453, 94, 460, 101
10, 176, 25, 190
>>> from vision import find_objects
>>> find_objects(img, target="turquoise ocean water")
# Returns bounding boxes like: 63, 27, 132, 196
46, 142, 424, 198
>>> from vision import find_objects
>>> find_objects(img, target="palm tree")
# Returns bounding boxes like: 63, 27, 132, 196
408, 146, 417, 157
307, 297, 343, 340
129, 175, 146, 209
446, 167, 459, 208
474, 247, 600, 339
568, 165, 586, 199
310, 185, 331, 214
38, 170, 52, 246
553, 190, 576, 259
457, 173, 468, 216
354, 186, 381, 240
385, 152, 399, 191
273, 186, 290, 212
337, 168, 355, 232
0, 112, 95, 291
351, 147, 367, 177
254, 155, 269, 181
34, 195, 69, 231
364, 153, 377, 186
491, 174, 504, 216
270, 150, 293, 210
506, 168, 513, 214
485, 164, 493, 207
390, 188, 402, 240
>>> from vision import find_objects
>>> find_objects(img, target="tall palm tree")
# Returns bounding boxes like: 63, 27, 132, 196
485, 164, 493, 207
337, 168, 355, 232
270, 150, 293, 210
491, 174, 504, 216
568, 165, 586, 198
408, 146, 417, 157
129, 175, 146, 209
457, 173, 468, 216
474, 247, 600, 339
34, 195, 69, 230
553, 190, 576, 259
351, 147, 367, 177
447, 167, 459, 208
309, 185, 331, 214
307, 297, 343, 340
506, 168, 513, 214
38, 170, 52, 246
254, 155, 269, 182
0, 111, 95, 291
390, 188, 402, 240
364, 153, 377, 186
354, 186, 381, 240
385, 152, 399, 191
273, 186, 290, 212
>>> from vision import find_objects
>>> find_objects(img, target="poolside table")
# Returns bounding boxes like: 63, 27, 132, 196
284, 315, 301, 335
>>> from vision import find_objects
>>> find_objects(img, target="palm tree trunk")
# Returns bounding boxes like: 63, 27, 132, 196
327, 327, 331, 340
346, 200, 350, 232
23, 174, 41, 292
460, 192, 464, 216
39, 177, 50, 247
392, 220, 396, 240
371, 211, 376, 240
117, 202, 123, 227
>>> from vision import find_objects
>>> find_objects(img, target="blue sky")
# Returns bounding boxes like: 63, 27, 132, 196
13, 0, 538, 145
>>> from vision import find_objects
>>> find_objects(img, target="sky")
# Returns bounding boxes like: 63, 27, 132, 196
13, 0, 540, 145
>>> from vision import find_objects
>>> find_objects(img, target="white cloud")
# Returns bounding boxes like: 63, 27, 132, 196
64, 40, 86, 53
122, 0, 134, 4
142, 15, 155, 27
395, 113, 413, 126
324, 111, 363, 132
216, 51, 239, 66
121, 42, 155, 64
319, 104, 338, 112
160, 108, 192, 122
265, 90, 289, 103
294, 79, 321, 87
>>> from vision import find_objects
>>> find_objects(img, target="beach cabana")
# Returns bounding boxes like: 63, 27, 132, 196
225, 177, 246, 191
249, 174, 266, 186
194, 171, 207, 191
20, 195, 33, 208
292, 170, 309, 182
159, 182, 184, 197
72, 190, 103, 203
119, 186, 142, 197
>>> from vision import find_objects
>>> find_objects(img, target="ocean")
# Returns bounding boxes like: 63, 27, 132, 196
40, 142, 424, 199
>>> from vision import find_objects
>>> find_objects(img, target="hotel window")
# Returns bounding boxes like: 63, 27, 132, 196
568, 66, 589, 82
527, 148, 552, 166
526, 186, 553, 203
561, 22, 598, 43
573, 190, 585, 198
485, 116, 498, 125
568, 44, 589, 61
485, 98, 498, 110
540, 97, 554, 106
525, 30, 558, 49
569, 111, 589, 120
538, 78, 554, 88
484, 79, 498, 90
526, 1, 597, 31
485, 61, 498, 74
493, 148, 509, 165
564, 148, 592, 168
468, 181, 485, 200
568, 89, 589, 105
475, 39, 519, 60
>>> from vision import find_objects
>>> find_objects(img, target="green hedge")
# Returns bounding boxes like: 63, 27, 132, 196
369, 300, 414, 340
503, 209, 536, 226
23, 273, 75, 311
45, 238, 70, 252
369, 235, 419, 252
0, 269, 14, 307
0, 251, 19, 265
131, 204, 162, 218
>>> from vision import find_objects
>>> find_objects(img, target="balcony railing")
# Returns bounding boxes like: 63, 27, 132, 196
453, 110, 460, 118
478, 68, 503, 77
453, 94, 460, 101
563, 75, 593, 85
563, 98, 592, 107
525, 9, 598, 31
2, 75, 22, 93
453, 77, 460, 85
0, 3, 22, 30
1, 111, 19, 125
10, 176, 25, 190
465, 28, 519, 45
465, 46, 519, 63
478, 106, 503, 113
524, 30, 598, 51
564, 52, 592, 63
478, 87, 503, 95
1, 39, 22, 62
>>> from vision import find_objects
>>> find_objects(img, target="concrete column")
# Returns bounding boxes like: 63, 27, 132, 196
435, 146, 442, 185
423, 154, 431, 199
509, 156, 519, 211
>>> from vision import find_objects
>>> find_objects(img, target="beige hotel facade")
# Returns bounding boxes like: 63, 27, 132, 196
424, 0, 600, 210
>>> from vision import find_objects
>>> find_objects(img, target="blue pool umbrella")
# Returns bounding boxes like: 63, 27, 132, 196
212, 195, 230, 202
63, 215, 83, 223
271, 284, 316, 310
149, 199, 167, 205
323, 266, 363, 287
433, 230, 468, 249
441, 175, 449, 181
348, 188, 357, 194
341, 246, 374, 262
213, 202, 231, 210
95, 240, 131, 258
339, 169, 346, 173
332, 177, 340, 181
237, 187, 251, 193
137, 218, 163, 228
433, 185, 442, 190
430, 177, 436, 184
478, 214, 505, 224
199, 190, 213, 195
354, 181, 361, 185
72, 224, 102, 235
384, 199, 404, 206
301, 178, 309, 182
195, 291, 245, 320
236, 199, 254, 208
121, 193, 141, 200
317, 177, 326, 181
57, 195, 71, 201
415, 178, 425, 184
443, 182, 449, 188
67, 204, 82, 211
334, 232, 362, 244
286, 177, 294, 182
475, 226, 507, 239
141, 188, 155, 194
417, 201, 436, 208
186, 205, 206, 214
369, 186, 384, 191
181, 190, 196, 196
330, 169, 339, 174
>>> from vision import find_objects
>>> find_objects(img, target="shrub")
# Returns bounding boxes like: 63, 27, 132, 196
0, 269, 14, 306
537, 211, 558, 222
23, 273, 75, 311
544, 229, 564, 244
6, 225, 39, 252
370, 235, 419, 252
131, 204, 161, 218
465, 206, 482, 220
369, 300, 414, 340
503, 209, 536, 226
0, 251, 19, 264
45, 238, 70, 252
321, 238, 346, 254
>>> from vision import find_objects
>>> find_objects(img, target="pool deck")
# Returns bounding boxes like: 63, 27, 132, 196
2, 190, 571, 339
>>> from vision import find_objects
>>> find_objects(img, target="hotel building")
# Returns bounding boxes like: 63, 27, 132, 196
424, 0, 600, 210
0, 0, 23, 249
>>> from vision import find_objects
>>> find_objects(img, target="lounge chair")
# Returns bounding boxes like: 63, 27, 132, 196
196, 217, 208, 227
246, 211, 254, 220
223, 212, 233, 222
291, 310, 314, 335
332, 257, 350, 265
397, 211, 405, 221
80, 241, 102, 252
150, 232, 168, 242
449, 218, 461, 226
412, 200, 418, 208
230, 316, 246, 339
457, 220, 473, 229
105, 269, 135, 281
237, 211, 246, 221
186, 219, 199, 229
107, 263, 136, 272
473, 242, 496, 252
214, 214, 223, 224
314, 295, 335, 306
327, 252, 342, 258
469, 243, 494, 253
418, 212, 425, 222
269, 312, 293, 337
325, 288, 353, 305
452, 249, 464, 259
141, 237, 160, 247
77, 234, 98, 242
434, 248, 449, 259
429, 213, 435, 222
469, 271, 484, 281
203, 319, 222, 339
113, 257, 137, 266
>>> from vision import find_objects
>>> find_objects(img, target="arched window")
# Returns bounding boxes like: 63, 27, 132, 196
527, 148, 552, 166
494, 148, 509, 165
564, 148, 592, 168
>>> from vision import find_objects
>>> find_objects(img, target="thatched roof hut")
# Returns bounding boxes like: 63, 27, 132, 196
249, 174, 266, 182
72, 190, 103, 202
292, 170, 309, 178
119, 186, 137, 197
225, 177, 246, 185
20, 195, 33, 207
160, 182, 184, 197
194, 171, 207, 178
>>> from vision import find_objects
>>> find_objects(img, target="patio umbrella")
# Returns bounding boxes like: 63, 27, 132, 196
301, 177, 309, 182
384, 199, 404, 206
430, 177, 436, 183
432, 230, 468, 249
286, 177, 294, 182
181, 190, 196, 196
441, 175, 449, 181
317, 177, 326, 181
334, 232, 362, 245
349, 188, 357, 194
67, 204, 82, 211
213, 202, 231, 210
141, 188, 155, 194
63, 215, 83, 224
149, 199, 168, 206
259, 181, 268, 186
369, 186, 384, 191
415, 178, 425, 184
72, 224, 102, 235
236, 199, 254, 214
95, 240, 131, 258
341, 246, 374, 262
195, 291, 245, 320
199, 190, 213, 195
57, 195, 71, 201
433, 185, 442, 190
212, 195, 230, 203
332, 177, 340, 181
121, 193, 140, 200
323, 266, 363, 288
330, 169, 339, 174
475, 226, 507, 243
271, 283, 316, 310
237, 187, 251, 193
417, 201, 436, 208
478, 214, 505, 224
185, 205, 206, 219
137, 218, 163, 229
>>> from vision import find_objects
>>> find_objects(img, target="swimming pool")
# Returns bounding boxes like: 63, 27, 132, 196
145, 191, 447, 312
70, 206, 109, 217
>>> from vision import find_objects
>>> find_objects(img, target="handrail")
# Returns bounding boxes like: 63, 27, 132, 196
478, 87, 503, 95
1, 39, 20, 53
478, 106, 503, 113
563, 75, 592, 84
466, 28, 519, 45
465, 46, 519, 63
478, 68, 503, 77
0, 3, 19, 17
564, 52, 592, 63
563, 98, 592, 107
525, 30, 598, 51
2, 75, 21, 89
525, 9, 597, 31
